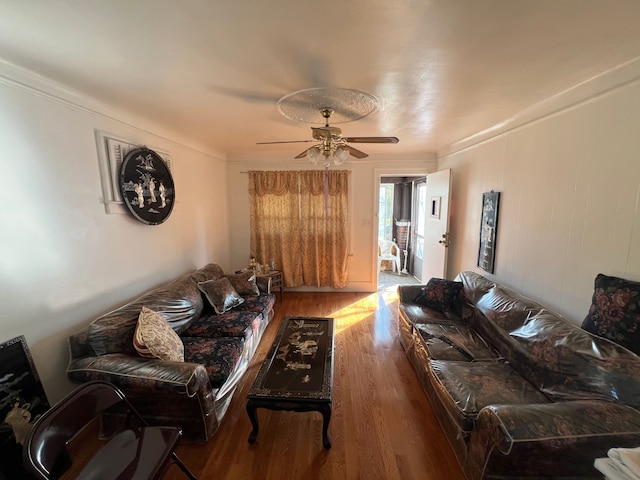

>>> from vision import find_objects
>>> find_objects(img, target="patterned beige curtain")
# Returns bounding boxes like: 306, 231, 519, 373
248, 170, 350, 288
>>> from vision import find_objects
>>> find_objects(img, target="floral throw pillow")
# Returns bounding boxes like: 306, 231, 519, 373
133, 307, 184, 362
198, 277, 245, 314
582, 274, 640, 356
414, 278, 463, 312
224, 272, 260, 296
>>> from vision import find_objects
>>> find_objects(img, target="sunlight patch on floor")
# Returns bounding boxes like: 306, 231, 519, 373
329, 290, 398, 335
330, 293, 376, 335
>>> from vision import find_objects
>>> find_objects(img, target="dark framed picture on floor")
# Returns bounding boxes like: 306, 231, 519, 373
478, 191, 500, 273
0, 335, 50, 479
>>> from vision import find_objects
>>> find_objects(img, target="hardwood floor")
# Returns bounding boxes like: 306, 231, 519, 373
167, 290, 465, 480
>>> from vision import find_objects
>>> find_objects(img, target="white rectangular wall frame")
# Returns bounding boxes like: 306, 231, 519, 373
95, 130, 173, 214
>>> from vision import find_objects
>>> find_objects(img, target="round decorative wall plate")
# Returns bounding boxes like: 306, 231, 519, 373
119, 147, 175, 225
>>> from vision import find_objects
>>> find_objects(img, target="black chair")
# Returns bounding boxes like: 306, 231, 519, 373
23, 380, 197, 480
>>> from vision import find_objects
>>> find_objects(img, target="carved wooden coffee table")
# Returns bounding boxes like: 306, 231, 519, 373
247, 316, 334, 449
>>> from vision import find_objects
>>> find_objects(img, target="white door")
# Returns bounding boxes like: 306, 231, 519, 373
420, 169, 452, 281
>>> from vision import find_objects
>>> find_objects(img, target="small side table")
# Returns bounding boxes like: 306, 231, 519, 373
259, 270, 283, 302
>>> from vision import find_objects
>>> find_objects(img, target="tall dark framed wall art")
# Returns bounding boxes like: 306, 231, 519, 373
478, 191, 500, 274
0, 335, 50, 479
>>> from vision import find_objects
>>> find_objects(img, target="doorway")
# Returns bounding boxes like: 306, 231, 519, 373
377, 175, 425, 290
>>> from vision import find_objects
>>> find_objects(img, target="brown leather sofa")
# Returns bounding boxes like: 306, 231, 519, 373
67, 263, 274, 443
399, 271, 640, 479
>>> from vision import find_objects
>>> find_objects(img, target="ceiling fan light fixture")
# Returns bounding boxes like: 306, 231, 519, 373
334, 146, 349, 165
259, 96, 399, 165
307, 145, 321, 164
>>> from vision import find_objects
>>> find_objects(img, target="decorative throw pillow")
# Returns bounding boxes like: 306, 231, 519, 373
582, 273, 640, 356
133, 307, 184, 362
414, 277, 463, 312
198, 277, 245, 314
224, 272, 260, 296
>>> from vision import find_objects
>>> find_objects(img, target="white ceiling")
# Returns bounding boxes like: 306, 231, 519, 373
2, 1, 640, 160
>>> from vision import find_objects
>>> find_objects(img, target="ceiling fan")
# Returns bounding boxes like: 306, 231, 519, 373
257, 107, 399, 163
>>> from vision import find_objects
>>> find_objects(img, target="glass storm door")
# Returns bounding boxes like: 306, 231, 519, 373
412, 181, 426, 280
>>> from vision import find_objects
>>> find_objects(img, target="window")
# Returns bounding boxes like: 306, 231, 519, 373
378, 184, 394, 241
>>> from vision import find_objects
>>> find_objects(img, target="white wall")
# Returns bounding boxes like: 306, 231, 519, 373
439, 67, 640, 325
226, 154, 437, 291
0, 65, 230, 403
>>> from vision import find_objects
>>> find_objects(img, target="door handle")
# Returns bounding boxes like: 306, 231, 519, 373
438, 233, 450, 247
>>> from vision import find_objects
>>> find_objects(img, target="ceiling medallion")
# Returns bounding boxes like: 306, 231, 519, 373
276, 87, 379, 124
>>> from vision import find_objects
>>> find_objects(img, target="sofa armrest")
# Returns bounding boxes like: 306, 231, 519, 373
68, 354, 218, 442
67, 353, 211, 397
467, 400, 640, 479
398, 285, 424, 303
256, 276, 272, 294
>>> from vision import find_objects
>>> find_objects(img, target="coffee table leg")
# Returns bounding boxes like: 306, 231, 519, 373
320, 403, 332, 449
246, 401, 259, 443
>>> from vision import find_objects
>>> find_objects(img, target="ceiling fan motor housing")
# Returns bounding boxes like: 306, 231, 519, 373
312, 126, 342, 141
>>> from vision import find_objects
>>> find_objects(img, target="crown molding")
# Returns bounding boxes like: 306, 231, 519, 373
0, 59, 226, 160
438, 54, 640, 159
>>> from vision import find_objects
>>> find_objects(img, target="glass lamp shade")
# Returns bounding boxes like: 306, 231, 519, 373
334, 147, 349, 165
323, 148, 332, 167
307, 145, 321, 164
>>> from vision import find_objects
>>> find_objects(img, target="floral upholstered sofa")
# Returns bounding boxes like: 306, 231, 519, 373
67, 263, 275, 442
399, 271, 640, 479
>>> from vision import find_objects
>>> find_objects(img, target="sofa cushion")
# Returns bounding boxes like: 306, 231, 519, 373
181, 311, 262, 341
399, 304, 451, 326
414, 278, 463, 312
416, 323, 500, 362
238, 293, 276, 314
518, 312, 640, 406
582, 273, 640, 356
133, 307, 184, 362
224, 272, 260, 296
430, 360, 551, 433
475, 285, 545, 333
189, 263, 225, 284
456, 270, 496, 304
198, 277, 245, 314
88, 272, 204, 356
470, 281, 640, 405
182, 336, 245, 388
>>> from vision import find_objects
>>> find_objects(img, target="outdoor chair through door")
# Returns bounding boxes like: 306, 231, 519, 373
378, 239, 402, 273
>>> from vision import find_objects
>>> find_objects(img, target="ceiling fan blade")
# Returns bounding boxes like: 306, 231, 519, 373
343, 136, 399, 144
256, 140, 315, 145
344, 145, 368, 159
